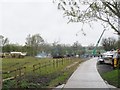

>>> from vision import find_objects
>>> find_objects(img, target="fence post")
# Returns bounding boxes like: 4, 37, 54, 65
53, 59, 55, 69
44, 62, 47, 74
117, 50, 120, 88
49, 60, 51, 74
15, 70, 17, 78
19, 68, 21, 78
24, 67, 26, 77
39, 63, 41, 74
56, 59, 58, 67
33, 65, 35, 73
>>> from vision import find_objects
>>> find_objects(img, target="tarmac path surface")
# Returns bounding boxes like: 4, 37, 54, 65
63, 58, 110, 89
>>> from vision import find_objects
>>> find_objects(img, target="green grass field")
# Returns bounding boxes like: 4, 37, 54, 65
2, 56, 83, 88
102, 69, 120, 88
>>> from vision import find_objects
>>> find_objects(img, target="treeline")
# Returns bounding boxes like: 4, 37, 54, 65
1, 34, 119, 57
101, 37, 120, 51
1, 34, 86, 57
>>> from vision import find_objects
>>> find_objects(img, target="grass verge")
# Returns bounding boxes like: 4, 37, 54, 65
101, 69, 120, 88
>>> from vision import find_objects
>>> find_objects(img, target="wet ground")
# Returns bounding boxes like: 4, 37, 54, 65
97, 61, 113, 74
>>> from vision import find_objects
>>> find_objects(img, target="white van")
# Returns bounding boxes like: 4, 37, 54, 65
102, 51, 114, 65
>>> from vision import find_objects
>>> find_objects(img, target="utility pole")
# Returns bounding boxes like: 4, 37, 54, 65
92, 29, 106, 56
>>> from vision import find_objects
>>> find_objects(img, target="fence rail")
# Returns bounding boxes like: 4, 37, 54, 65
3, 57, 77, 82
3, 67, 26, 81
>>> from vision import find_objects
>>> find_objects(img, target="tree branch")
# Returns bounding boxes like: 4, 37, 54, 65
107, 18, 120, 35
102, 1, 119, 17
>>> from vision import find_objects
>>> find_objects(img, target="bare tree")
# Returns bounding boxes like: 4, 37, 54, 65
0, 35, 9, 46
101, 37, 116, 51
54, 0, 120, 35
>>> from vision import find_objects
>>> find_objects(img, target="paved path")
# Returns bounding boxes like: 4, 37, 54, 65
63, 58, 112, 88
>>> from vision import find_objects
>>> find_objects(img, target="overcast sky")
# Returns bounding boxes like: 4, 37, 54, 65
0, 0, 118, 46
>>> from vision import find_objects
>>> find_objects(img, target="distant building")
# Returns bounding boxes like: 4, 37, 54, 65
10, 52, 27, 58
0, 52, 27, 58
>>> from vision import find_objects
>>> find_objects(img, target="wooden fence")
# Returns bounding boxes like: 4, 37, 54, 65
3, 67, 26, 81
3, 57, 74, 82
